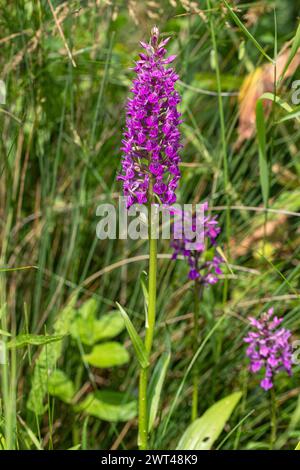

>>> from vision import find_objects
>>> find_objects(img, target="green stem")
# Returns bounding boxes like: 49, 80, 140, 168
138, 367, 148, 450
138, 200, 157, 450
270, 388, 277, 450
191, 281, 200, 421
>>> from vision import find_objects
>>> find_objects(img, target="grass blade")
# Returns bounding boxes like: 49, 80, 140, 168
256, 99, 269, 207
148, 349, 171, 432
116, 302, 149, 369
277, 107, 300, 123
140, 271, 149, 327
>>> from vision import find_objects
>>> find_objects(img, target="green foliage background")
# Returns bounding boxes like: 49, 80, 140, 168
0, 0, 300, 450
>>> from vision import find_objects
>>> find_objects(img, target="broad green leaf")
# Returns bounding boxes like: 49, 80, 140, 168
70, 303, 95, 345
177, 391, 242, 450
75, 390, 137, 422
78, 298, 98, 319
256, 100, 269, 207
279, 22, 300, 82
71, 311, 125, 345
70, 316, 94, 345
27, 296, 77, 415
223, 0, 274, 64
48, 369, 75, 404
83, 342, 129, 368
69, 298, 98, 344
148, 350, 171, 432
7, 334, 64, 349
93, 311, 125, 341
116, 302, 149, 369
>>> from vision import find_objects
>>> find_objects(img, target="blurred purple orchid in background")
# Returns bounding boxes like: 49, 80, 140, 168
171, 202, 223, 285
244, 307, 292, 391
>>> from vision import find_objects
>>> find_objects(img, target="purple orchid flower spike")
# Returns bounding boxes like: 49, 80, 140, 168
117, 26, 182, 208
244, 307, 293, 391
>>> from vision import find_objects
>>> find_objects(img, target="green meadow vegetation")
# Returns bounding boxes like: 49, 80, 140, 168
0, 0, 300, 450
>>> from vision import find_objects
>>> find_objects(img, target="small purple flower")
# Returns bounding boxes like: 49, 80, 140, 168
244, 308, 293, 391
117, 27, 182, 208
171, 204, 222, 284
